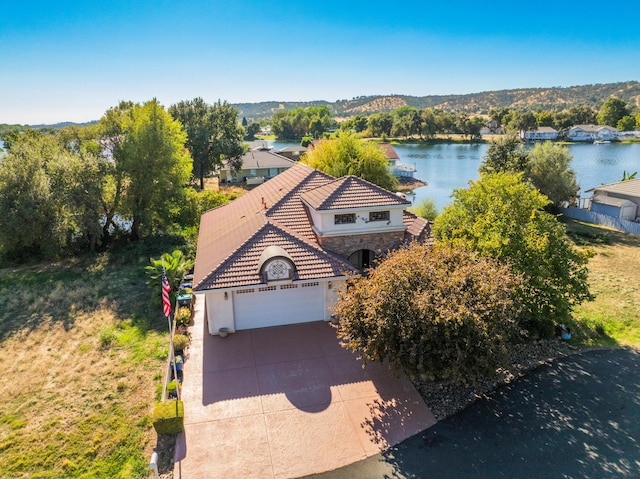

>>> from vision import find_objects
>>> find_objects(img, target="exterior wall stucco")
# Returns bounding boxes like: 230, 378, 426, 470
323, 279, 345, 320
308, 207, 405, 235
204, 291, 235, 335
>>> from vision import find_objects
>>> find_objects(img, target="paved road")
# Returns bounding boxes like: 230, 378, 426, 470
302, 349, 640, 479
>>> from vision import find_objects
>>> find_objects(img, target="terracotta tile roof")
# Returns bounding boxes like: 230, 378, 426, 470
300, 175, 410, 211
194, 162, 432, 292
266, 169, 334, 241
194, 163, 322, 289
195, 222, 358, 290
403, 211, 432, 244
377, 142, 400, 160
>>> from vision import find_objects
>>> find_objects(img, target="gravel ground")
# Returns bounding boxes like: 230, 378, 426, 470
413, 339, 580, 421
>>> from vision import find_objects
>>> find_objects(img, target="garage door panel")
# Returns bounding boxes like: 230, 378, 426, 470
234, 283, 324, 330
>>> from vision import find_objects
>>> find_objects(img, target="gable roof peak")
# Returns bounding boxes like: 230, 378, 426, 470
300, 174, 410, 211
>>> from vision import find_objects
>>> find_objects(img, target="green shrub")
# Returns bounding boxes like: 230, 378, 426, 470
173, 334, 189, 351
152, 400, 184, 435
99, 327, 117, 349
175, 307, 191, 326
167, 380, 178, 393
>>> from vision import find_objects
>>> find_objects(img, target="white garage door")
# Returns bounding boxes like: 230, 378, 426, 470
233, 282, 325, 330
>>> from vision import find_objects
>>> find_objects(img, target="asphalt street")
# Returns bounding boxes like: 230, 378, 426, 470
303, 348, 640, 479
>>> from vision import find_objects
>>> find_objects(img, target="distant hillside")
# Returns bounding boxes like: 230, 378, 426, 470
0, 121, 97, 137
234, 81, 640, 121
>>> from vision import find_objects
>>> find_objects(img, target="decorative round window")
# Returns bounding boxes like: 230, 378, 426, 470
267, 259, 290, 280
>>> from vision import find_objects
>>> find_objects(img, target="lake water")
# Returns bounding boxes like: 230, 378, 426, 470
271, 140, 640, 212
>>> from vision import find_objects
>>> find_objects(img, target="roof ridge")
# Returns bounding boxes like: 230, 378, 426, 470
265, 169, 335, 216
312, 174, 410, 210
195, 220, 358, 290
194, 221, 273, 290
316, 176, 353, 210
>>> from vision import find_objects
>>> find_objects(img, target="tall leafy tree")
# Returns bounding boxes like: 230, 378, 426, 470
420, 108, 437, 138
0, 131, 104, 258
367, 112, 393, 137
503, 110, 537, 134
617, 115, 636, 131
302, 133, 397, 190
567, 105, 597, 125
535, 110, 555, 127
0, 132, 58, 259
433, 172, 592, 338
597, 98, 629, 126
528, 142, 579, 207
479, 133, 529, 175
96, 101, 135, 242
244, 122, 261, 140
340, 115, 368, 133
118, 99, 192, 240
169, 98, 244, 190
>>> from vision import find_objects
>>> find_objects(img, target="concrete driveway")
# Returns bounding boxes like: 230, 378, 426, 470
174, 297, 436, 479
304, 348, 640, 479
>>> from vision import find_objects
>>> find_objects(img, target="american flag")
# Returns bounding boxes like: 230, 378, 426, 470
162, 265, 172, 318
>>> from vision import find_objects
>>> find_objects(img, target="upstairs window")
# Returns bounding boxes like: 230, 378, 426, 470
334, 213, 356, 225
369, 211, 390, 222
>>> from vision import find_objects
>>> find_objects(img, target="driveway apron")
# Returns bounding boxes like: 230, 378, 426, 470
174, 296, 436, 478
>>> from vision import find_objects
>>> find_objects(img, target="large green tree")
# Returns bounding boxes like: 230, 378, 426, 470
366, 112, 393, 137
597, 97, 629, 127
617, 115, 636, 131
0, 132, 103, 259
119, 100, 192, 240
528, 142, 579, 207
169, 98, 245, 190
503, 110, 537, 134
334, 244, 522, 384
479, 133, 529, 175
433, 172, 592, 338
271, 106, 335, 140
303, 133, 397, 190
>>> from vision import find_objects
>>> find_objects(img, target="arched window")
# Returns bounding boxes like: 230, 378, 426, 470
258, 246, 296, 282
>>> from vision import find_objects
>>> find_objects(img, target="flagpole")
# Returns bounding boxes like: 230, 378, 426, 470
163, 259, 179, 400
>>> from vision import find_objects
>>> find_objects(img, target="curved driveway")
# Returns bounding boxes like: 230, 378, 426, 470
303, 348, 640, 479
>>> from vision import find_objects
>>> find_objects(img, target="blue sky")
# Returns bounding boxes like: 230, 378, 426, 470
2, 0, 639, 124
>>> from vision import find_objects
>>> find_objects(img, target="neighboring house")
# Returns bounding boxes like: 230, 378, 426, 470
378, 143, 416, 179
245, 140, 270, 150
349, 141, 417, 179
193, 162, 431, 335
276, 145, 307, 161
520, 126, 559, 142
567, 125, 619, 142
219, 147, 296, 184
586, 179, 640, 221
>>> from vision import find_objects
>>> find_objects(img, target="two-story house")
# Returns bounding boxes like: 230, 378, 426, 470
192, 162, 430, 335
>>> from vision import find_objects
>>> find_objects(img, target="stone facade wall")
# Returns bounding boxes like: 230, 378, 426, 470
319, 230, 404, 258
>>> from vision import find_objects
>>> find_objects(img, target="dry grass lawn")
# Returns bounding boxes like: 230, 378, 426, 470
0, 250, 169, 478
565, 218, 640, 347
